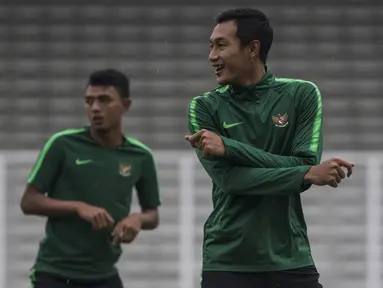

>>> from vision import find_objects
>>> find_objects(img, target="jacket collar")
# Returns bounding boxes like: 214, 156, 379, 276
229, 66, 274, 100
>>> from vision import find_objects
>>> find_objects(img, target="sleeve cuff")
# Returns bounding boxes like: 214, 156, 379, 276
27, 181, 48, 194
221, 136, 237, 158
140, 202, 161, 210
298, 165, 312, 192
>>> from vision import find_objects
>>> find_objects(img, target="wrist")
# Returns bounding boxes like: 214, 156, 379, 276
303, 167, 313, 184
70, 201, 85, 214
129, 212, 143, 225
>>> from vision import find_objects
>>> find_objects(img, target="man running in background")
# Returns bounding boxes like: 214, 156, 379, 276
21, 69, 161, 288
186, 8, 354, 288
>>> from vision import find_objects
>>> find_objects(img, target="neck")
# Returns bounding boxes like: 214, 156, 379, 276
237, 64, 266, 86
90, 126, 123, 148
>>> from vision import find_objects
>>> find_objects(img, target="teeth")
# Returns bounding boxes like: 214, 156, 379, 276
214, 65, 224, 71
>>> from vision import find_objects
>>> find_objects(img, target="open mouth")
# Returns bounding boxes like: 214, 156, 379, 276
92, 116, 104, 123
213, 64, 225, 75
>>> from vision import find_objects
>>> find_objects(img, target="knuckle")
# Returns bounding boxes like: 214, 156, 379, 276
332, 163, 339, 169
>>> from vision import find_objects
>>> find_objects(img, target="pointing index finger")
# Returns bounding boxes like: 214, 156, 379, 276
105, 212, 115, 226
188, 130, 204, 143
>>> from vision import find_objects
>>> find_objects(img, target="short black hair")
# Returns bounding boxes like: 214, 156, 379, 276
215, 8, 273, 64
88, 69, 130, 98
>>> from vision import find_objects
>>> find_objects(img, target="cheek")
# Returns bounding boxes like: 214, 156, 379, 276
233, 56, 250, 71
222, 51, 245, 68
224, 58, 244, 74
108, 104, 123, 116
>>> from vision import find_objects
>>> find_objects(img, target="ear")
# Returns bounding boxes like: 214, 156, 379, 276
248, 40, 260, 59
122, 98, 132, 111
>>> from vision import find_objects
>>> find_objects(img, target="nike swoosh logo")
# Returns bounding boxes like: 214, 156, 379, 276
76, 159, 93, 165
223, 121, 243, 129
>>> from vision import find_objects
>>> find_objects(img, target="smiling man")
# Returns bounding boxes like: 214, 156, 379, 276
20, 69, 161, 288
186, 8, 354, 288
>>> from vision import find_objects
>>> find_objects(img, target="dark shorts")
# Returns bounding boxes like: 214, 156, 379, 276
201, 265, 323, 288
29, 271, 124, 288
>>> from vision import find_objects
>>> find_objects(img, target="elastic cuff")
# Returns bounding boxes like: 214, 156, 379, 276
299, 165, 312, 192
221, 136, 236, 158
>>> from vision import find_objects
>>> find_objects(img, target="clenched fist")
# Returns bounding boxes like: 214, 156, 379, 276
305, 158, 354, 188
75, 202, 115, 230
111, 213, 142, 246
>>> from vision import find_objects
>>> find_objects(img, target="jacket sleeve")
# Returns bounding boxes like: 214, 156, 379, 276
221, 82, 323, 168
188, 95, 311, 196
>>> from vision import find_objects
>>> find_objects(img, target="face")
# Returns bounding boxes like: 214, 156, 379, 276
209, 21, 259, 85
84, 85, 131, 131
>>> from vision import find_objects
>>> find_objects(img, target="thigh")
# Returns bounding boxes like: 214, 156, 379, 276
267, 266, 323, 288
201, 271, 266, 288
30, 271, 75, 288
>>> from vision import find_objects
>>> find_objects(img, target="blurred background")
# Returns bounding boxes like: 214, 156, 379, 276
1, 2, 382, 288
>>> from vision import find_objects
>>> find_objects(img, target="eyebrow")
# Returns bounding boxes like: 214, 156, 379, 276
210, 37, 226, 43
85, 94, 111, 98
84, 94, 113, 100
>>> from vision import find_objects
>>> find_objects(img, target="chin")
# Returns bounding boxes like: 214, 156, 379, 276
217, 76, 229, 85
91, 124, 109, 132
217, 78, 233, 86
216, 73, 235, 85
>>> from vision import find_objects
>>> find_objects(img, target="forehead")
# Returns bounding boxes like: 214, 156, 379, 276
210, 20, 238, 41
85, 85, 119, 98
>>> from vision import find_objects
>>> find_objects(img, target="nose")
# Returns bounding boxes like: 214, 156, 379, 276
209, 48, 219, 63
91, 100, 101, 112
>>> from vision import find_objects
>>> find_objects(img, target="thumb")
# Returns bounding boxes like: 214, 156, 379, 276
111, 223, 120, 236
112, 234, 120, 246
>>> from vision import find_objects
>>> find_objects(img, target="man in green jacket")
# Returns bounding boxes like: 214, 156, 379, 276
186, 8, 353, 288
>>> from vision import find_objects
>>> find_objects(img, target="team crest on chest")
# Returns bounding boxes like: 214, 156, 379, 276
119, 163, 132, 177
272, 113, 289, 127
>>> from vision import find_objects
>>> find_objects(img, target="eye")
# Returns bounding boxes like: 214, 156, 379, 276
85, 98, 93, 105
99, 96, 111, 103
